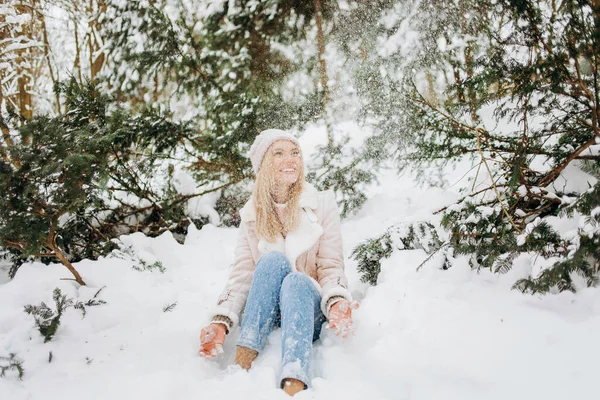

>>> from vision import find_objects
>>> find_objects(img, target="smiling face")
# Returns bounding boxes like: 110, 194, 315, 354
268, 139, 302, 187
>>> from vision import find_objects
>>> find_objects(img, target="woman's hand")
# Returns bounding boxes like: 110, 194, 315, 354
198, 323, 227, 357
327, 299, 359, 338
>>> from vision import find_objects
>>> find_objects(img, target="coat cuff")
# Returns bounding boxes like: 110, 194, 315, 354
325, 295, 346, 314
211, 315, 233, 334
320, 286, 352, 317
211, 306, 240, 330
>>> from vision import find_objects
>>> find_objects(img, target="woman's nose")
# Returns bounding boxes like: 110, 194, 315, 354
283, 155, 296, 164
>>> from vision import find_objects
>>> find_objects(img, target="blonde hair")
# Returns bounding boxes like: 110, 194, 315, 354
253, 147, 304, 242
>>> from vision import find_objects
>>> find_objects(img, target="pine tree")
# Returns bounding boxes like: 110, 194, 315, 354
348, 0, 600, 292
402, 0, 600, 292
0, 78, 194, 281
101, 0, 330, 186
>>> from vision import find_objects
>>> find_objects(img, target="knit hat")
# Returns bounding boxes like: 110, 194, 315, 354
249, 129, 301, 175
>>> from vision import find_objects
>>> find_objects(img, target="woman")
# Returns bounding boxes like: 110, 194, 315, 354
198, 129, 358, 396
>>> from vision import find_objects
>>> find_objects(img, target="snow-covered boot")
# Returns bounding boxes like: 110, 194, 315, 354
281, 378, 305, 396
234, 345, 258, 370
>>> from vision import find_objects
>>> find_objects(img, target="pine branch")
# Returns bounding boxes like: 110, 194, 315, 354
0, 353, 24, 380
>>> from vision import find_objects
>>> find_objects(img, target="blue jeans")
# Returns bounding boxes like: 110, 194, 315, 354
237, 251, 326, 388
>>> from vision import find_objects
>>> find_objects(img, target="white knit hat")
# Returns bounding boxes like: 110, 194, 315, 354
249, 129, 301, 175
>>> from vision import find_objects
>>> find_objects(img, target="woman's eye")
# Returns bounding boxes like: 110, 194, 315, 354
292, 150, 300, 156
274, 151, 283, 156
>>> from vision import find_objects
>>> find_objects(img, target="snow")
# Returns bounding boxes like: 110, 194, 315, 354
2, 1, 599, 395
171, 168, 221, 224
548, 162, 598, 194
2, 136, 599, 399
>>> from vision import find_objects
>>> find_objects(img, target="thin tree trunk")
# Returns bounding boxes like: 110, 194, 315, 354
15, 3, 33, 141
461, 9, 479, 124
154, 69, 160, 102
315, 0, 329, 106
38, 11, 61, 114
452, 63, 465, 103
426, 71, 438, 106
314, 0, 332, 147
49, 243, 87, 286
47, 223, 86, 286
88, 0, 106, 80
464, 44, 479, 123
591, 0, 600, 135
0, 75, 14, 155
73, 17, 83, 83
0, 80, 14, 166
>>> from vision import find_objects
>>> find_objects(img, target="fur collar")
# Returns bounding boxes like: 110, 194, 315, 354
239, 181, 323, 270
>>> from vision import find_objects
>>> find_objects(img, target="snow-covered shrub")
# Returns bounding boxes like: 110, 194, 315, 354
352, 222, 447, 285
339, 0, 600, 293
365, 0, 600, 293
0, 353, 24, 380
24, 287, 106, 343
307, 135, 380, 218
0, 79, 194, 283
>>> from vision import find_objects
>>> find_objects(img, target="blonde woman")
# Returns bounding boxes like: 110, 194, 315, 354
198, 129, 358, 396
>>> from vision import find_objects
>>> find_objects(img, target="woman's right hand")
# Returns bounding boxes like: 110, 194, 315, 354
198, 323, 227, 358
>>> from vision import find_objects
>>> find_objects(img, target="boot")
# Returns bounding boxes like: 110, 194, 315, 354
234, 345, 258, 370
282, 378, 305, 396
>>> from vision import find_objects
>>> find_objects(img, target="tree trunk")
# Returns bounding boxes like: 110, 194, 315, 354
452, 63, 465, 103
49, 243, 87, 286
315, 0, 329, 106
38, 10, 61, 114
73, 16, 83, 83
464, 43, 479, 123
88, 0, 106, 80
426, 71, 438, 106
314, 0, 333, 147
0, 77, 12, 149
0, 77, 16, 165
15, 3, 34, 141
460, 8, 479, 124
592, 0, 600, 135
46, 224, 86, 286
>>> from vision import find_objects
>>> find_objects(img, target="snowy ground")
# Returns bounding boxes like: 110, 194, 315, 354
1, 130, 599, 400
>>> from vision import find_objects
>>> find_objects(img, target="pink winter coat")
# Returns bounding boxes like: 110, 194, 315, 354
211, 182, 352, 329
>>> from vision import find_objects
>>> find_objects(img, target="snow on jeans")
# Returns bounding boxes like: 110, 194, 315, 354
237, 251, 326, 388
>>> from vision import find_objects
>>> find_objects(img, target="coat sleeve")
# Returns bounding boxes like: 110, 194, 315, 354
210, 221, 256, 330
316, 191, 352, 317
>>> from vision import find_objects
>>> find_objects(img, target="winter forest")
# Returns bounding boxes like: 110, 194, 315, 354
1, 0, 599, 399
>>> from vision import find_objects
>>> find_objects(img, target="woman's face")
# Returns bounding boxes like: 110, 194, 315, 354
268, 140, 302, 187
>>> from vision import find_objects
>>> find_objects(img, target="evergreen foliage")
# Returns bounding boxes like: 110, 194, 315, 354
96, 0, 353, 225
109, 240, 166, 273
163, 301, 177, 312
131, 260, 166, 274
352, 222, 446, 285
214, 184, 251, 227
306, 135, 379, 217
0, 79, 197, 281
101, 0, 332, 187
24, 287, 106, 342
0, 353, 24, 380
355, 0, 600, 293
2, 0, 597, 299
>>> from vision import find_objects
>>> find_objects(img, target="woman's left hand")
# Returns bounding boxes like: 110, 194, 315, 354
327, 299, 359, 338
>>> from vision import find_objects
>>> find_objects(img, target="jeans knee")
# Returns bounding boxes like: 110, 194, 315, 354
281, 272, 312, 294
256, 251, 291, 276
